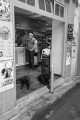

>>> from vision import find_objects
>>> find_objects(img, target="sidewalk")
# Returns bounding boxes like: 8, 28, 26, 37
11, 76, 80, 120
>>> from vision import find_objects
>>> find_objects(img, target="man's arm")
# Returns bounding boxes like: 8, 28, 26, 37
31, 39, 37, 51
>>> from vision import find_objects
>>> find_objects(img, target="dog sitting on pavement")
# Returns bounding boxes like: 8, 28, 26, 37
37, 73, 50, 89
17, 76, 30, 90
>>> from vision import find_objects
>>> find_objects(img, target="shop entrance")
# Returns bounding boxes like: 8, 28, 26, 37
14, 7, 62, 99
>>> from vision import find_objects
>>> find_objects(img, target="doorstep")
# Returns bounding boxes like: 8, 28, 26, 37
17, 77, 64, 109
16, 77, 65, 118
17, 86, 49, 106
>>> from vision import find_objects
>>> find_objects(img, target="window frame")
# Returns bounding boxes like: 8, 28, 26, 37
55, 1, 65, 18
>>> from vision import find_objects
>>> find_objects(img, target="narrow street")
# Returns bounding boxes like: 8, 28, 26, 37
33, 83, 80, 120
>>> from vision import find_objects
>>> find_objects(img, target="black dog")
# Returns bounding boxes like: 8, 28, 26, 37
18, 76, 30, 90
37, 73, 50, 89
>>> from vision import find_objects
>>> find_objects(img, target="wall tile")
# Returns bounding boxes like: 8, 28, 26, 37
10, 98, 15, 108
1, 92, 7, 102
6, 90, 11, 101
0, 94, 1, 110
10, 88, 15, 98
1, 101, 7, 114
6, 100, 12, 111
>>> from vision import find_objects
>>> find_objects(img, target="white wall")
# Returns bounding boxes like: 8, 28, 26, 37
51, 20, 64, 75
71, 6, 80, 76
67, 0, 75, 23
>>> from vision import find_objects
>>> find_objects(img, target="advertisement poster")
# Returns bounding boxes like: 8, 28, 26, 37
0, 60, 14, 92
0, 21, 13, 61
0, 0, 14, 92
66, 42, 72, 65
0, 0, 10, 21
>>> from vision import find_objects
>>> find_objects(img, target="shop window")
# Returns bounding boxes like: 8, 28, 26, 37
27, 0, 35, 6
18, 0, 25, 3
60, 6, 64, 17
55, 2, 65, 18
55, 3, 60, 16
39, 0, 45, 10
45, 0, 51, 13
52, 0, 54, 14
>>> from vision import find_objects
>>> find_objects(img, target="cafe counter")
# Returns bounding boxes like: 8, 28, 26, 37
15, 47, 29, 66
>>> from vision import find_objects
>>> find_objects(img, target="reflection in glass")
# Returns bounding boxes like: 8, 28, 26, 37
60, 6, 64, 17
55, 3, 60, 16
52, 0, 54, 14
39, 0, 45, 10
27, 0, 35, 6
45, 0, 51, 13
18, 0, 25, 3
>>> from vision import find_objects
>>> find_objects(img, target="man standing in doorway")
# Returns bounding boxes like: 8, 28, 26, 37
27, 33, 37, 70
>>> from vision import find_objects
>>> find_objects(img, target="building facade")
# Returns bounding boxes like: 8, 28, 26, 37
0, 0, 79, 120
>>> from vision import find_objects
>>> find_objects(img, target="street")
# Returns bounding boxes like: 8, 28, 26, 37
33, 83, 80, 120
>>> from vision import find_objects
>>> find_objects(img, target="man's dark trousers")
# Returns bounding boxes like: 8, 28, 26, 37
28, 50, 34, 69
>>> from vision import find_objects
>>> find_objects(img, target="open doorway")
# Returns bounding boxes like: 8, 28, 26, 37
14, 7, 62, 99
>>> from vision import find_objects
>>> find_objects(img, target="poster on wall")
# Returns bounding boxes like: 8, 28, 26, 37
0, 60, 14, 92
0, 0, 10, 21
66, 42, 72, 65
0, 20, 13, 61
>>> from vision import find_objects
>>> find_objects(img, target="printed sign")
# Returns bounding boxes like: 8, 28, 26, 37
0, 0, 10, 21
0, 21, 13, 61
67, 24, 74, 41
0, 60, 14, 92
0, 0, 14, 93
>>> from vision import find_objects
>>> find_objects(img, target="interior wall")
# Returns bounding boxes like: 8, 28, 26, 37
51, 20, 64, 75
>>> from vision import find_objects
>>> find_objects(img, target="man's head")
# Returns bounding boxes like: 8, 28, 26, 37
29, 33, 33, 39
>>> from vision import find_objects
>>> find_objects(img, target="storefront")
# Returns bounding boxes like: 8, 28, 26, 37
0, 0, 79, 119
14, 0, 66, 99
